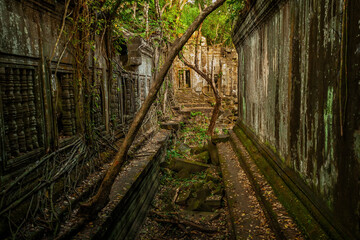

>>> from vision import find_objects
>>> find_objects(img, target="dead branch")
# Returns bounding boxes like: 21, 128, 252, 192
0, 139, 81, 197
79, 0, 227, 217
151, 211, 218, 233
178, 53, 222, 136
0, 140, 86, 215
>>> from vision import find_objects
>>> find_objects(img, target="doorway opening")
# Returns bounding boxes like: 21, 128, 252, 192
178, 69, 191, 88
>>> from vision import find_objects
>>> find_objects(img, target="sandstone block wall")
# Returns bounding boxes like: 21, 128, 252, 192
172, 34, 238, 97
0, 0, 154, 178
233, 0, 360, 235
0, 1, 155, 234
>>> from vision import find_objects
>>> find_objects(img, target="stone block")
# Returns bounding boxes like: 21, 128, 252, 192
168, 158, 210, 173
176, 143, 191, 154
194, 151, 210, 163
203, 195, 222, 210
176, 188, 191, 205
211, 135, 230, 143
160, 121, 180, 131
190, 144, 208, 155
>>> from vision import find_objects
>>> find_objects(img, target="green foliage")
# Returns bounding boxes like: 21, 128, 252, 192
190, 111, 203, 117
179, 0, 245, 46
180, 112, 210, 146
226, 0, 246, 27
180, 4, 200, 33
108, 0, 245, 47
167, 148, 183, 159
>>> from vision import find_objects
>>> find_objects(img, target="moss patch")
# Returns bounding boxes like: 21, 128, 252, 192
232, 126, 340, 240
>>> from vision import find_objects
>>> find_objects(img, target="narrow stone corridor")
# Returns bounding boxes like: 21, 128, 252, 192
0, 0, 359, 239
138, 89, 305, 239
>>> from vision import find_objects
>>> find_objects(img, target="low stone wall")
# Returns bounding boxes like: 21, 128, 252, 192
0, 0, 154, 179
75, 129, 171, 240
0, 0, 155, 235
232, 0, 360, 237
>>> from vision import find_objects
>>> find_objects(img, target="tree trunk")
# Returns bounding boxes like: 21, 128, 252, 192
79, 0, 226, 216
132, 2, 137, 19
163, 77, 168, 114
194, 24, 202, 67
144, 2, 149, 39
207, 92, 221, 136
179, 54, 222, 137
155, 0, 161, 19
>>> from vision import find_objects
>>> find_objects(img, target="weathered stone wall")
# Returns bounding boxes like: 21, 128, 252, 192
0, 0, 155, 235
233, 0, 360, 236
0, 0, 154, 177
173, 35, 238, 97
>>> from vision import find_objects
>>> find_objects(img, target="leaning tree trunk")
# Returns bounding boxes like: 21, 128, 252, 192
179, 55, 222, 136
179, 53, 222, 166
207, 92, 221, 136
79, 0, 226, 216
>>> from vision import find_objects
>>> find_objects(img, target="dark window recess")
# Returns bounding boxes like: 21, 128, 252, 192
214, 75, 219, 85
185, 70, 191, 88
57, 73, 76, 137
117, 41, 128, 66
0, 67, 44, 169
178, 69, 191, 89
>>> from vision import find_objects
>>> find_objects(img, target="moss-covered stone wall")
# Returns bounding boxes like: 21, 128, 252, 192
232, 0, 360, 235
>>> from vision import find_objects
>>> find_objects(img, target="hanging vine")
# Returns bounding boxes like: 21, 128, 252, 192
0, 1, 111, 238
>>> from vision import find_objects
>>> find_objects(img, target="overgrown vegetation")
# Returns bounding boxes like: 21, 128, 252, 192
1, 0, 245, 238
139, 113, 230, 239
109, 0, 245, 47
180, 0, 245, 46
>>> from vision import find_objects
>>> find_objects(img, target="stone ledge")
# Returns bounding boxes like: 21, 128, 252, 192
75, 129, 171, 240
232, 0, 286, 47
232, 122, 355, 240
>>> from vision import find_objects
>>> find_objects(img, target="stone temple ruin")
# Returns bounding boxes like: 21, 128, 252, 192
0, 1, 154, 171
0, 0, 159, 237
172, 34, 238, 97
0, 0, 360, 239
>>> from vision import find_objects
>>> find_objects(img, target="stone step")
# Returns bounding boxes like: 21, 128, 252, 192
218, 141, 277, 239
179, 107, 214, 115
160, 121, 180, 131
76, 129, 172, 240
179, 103, 212, 108
229, 127, 329, 239
49, 129, 172, 240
